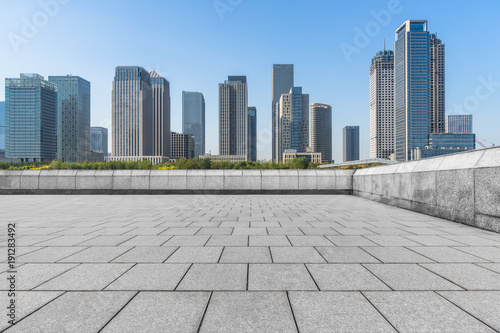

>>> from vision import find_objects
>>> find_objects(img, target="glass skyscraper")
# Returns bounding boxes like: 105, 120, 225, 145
5, 74, 57, 162
182, 91, 205, 158
248, 107, 257, 162
343, 126, 360, 162
446, 114, 473, 134
0, 101, 5, 157
150, 71, 171, 159
91, 127, 108, 156
272, 64, 294, 162
395, 20, 431, 161
311, 103, 332, 163
48, 75, 91, 162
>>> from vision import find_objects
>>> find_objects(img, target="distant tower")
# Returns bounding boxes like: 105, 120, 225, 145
370, 46, 395, 159
446, 114, 473, 134
248, 107, 257, 161
0, 101, 5, 157
182, 91, 205, 157
272, 64, 294, 162
430, 33, 445, 134
5, 74, 57, 162
343, 126, 359, 162
277, 87, 309, 162
150, 71, 171, 158
219, 76, 248, 159
91, 127, 108, 156
310, 103, 332, 163
48, 75, 91, 162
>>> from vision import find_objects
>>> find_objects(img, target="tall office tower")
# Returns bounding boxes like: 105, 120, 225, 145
90, 127, 108, 156
430, 34, 445, 134
310, 103, 332, 163
0, 101, 5, 157
272, 64, 294, 162
48, 76, 91, 162
219, 76, 248, 159
343, 126, 360, 162
446, 114, 473, 134
248, 107, 257, 161
170, 132, 195, 160
112, 67, 159, 162
277, 87, 309, 162
370, 48, 395, 159
150, 71, 171, 158
5, 74, 57, 162
182, 91, 205, 157
394, 20, 431, 161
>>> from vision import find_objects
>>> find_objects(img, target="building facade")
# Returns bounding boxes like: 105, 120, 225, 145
219, 76, 248, 159
413, 133, 476, 160
5, 74, 57, 162
0, 101, 4, 157
248, 107, 257, 161
394, 20, 432, 161
343, 126, 360, 162
170, 132, 195, 160
310, 103, 332, 163
277, 87, 309, 163
272, 64, 294, 162
182, 91, 205, 158
283, 149, 322, 163
446, 114, 473, 134
90, 127, 108, 156
48, 75, 91, 162
370, 49, 395, 160
430, 34, 445, 134
150, 71, 171, 158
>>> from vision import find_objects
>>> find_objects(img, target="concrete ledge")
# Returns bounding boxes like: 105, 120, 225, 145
353, 146, 500, 233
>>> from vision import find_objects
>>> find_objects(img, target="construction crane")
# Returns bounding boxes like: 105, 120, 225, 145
476, 137, 495, 149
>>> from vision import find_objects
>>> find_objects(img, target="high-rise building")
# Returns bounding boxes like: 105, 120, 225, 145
182, 91, 205, 157
343, 126, 360, 162
430, 34, 445, 134
248, 107, 257, 161
90, 127, 108, 156
0, 101, 5, 157
111, 67, 169, 163
370, 48, 395, 160
272, 64, 294, 161
150, 71, 171, 159
310, 103, 332, 163
170, 132, 195, 160
394, 20, 431, 161
277, 87, 309, 162
48, 75, 91, 162
5, 74, 57, 162
219, 76, 248, 159
446, 114, 473, 134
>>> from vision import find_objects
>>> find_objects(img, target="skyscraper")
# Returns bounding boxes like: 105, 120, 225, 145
182, 91, 205, 157
48, 75, 91, 162
91, 127, 108, 156
343, 126, 360, 162
219, 76, 248, 159
430, 34, 445, 134
150, 71, 171, 159
171, 132, 195, 160
370, 48, 395, 160
310, 103, 332, 163
248, 107, 257, 161
446, 114, 473, 134
0, 101, 5, 157
277, 87, 309, 162
5, 74, 57, 162
394, 20, 431, 161
272, 64, 294, 162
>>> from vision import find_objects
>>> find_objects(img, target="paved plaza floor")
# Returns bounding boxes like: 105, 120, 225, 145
1, 195, 500, 332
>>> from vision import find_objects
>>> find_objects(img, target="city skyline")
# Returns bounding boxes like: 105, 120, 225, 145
1, 1, 499, 162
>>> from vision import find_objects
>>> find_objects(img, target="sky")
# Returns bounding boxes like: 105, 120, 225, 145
1, 0, 499, 162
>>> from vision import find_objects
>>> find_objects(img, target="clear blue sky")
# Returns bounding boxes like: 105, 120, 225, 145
1, 0, 499, 161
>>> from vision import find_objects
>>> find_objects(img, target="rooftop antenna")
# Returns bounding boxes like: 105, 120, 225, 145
383, 39, 386, 51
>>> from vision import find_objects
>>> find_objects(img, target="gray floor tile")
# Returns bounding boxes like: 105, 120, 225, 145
59, 247, 132, 263
287, 236, 334, 246
249, 264, 318, 291
365, 235, 423, 247
112, 247, 178, 263
76, 235, 134, 246
365, 291, 495, 333
326, 235, 379, 247
176, 264, 247, 291
161, 227, 201, 236
420, 264, 500, 290
477, 263, 500, 274
249, 236, 291, 246
0, 264, 77, 290
101, 292, 210, 333
299, 227, 339, 236
271, 247, 326, 263
219, 247, 271, 263
196, 227, 233, 235
199, 292, 297, 333
232, 228, 267, 235
18, 247, 86, 263
307, 264, 390, 291
316, 247, 380, 263
362, 247, 434, 263
267, 227, 304, 235
205, 235, 248, 246
440, 235, 500, 246
118, 235, 172, 247
166, 247, 222, 263
163, 235, 210, 246
453, 247, 500, 262
105, 264, 190, 290
402, 235, 464, 246
289, 292, 396, 333
409, 247, 488, 263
